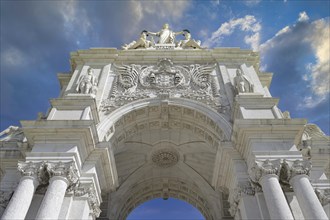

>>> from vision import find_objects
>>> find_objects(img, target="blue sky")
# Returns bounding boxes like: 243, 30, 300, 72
1, 0, 329, 218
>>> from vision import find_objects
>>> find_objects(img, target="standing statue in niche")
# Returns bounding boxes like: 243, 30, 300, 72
147, 23, 183, 44
76, 67, 98, 96
122, 31, 153, 50
234, 69, 254, 94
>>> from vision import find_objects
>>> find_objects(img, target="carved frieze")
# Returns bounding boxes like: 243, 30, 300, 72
100, 59, 225, 114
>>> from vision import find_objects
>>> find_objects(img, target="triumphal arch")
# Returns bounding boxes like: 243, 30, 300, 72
1, 24, 329, 220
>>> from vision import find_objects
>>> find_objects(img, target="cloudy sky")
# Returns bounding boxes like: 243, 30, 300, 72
1, 0, 329, 218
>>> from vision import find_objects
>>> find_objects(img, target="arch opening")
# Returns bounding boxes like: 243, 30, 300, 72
127, 198, 205, 220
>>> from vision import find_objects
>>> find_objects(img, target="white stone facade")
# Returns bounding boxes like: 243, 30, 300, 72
0, 46, 329, 220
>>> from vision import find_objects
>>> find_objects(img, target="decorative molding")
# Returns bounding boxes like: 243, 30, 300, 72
0, 191, 13, 210
228, 182, 256, 217
315, 188, 330, 206
280, 159, 311, 184
249, 159, 281, 183
74, 184, 101, 218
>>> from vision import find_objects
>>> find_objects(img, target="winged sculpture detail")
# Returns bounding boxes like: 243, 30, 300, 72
185, 64, 216, 90
114, 64, 145, 94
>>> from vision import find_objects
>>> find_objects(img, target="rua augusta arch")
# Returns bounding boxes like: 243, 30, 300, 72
1, 25, 329, 220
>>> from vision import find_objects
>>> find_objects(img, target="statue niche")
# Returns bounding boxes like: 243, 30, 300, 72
234, 69, 254, 94
76, 67, 98, 97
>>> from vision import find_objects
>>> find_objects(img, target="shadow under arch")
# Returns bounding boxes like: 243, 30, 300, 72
97, 97, 232, 142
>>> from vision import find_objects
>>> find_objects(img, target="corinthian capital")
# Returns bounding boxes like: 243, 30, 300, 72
46, 161, 79, 191
17, 161, 43, 177
280, 159, 311, 183
249, 159, 281, 183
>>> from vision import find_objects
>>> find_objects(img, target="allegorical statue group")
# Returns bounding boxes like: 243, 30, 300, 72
122, 23, 204, 50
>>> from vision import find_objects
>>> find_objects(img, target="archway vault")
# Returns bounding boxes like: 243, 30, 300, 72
99, 98, 234, 220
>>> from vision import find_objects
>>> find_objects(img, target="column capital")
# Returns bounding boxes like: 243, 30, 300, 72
18, 161, 43, 176
46, 161, 79, 191
281, 159, 311, 184
228, 181, 256, 217
249, 159, 281, 183
315, 188, 330, 206
17, 161, 48, 184
74, 184, 101, 218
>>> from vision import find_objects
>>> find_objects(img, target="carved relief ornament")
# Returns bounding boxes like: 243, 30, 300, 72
74, 184, 101, 217
228, 182, 256, 217
315, 188, 330, 206
101, 59, 222, 113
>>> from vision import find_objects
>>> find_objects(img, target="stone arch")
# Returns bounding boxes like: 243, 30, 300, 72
97, 97, 232, 142
99, 97, 234, 219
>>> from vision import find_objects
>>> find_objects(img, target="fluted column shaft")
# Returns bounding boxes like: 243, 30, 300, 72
35, 161, 79, 220
259, 174, 294, 220
35, 176, 69, 219
2, 176, 39, 220
283, 159, 328, 220
249, 160, 294, 220
291, 175, 328, 219
2, 161, 43, 220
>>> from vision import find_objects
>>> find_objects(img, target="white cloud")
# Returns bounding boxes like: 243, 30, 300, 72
260, 12, 329, 109
129, 1, 191, 22
58, 0, 92, 37
204, 15, 261, 50
298, 95, 327, 109
1, 47, 27, 67
298, 11, 309, 22
244, 0, 261, 6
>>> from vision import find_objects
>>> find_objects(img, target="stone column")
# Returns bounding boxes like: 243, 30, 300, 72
36, 161, 79, 220
282, 160, 328, 220
249, 159, 294, 220
2, 161, 44, 220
